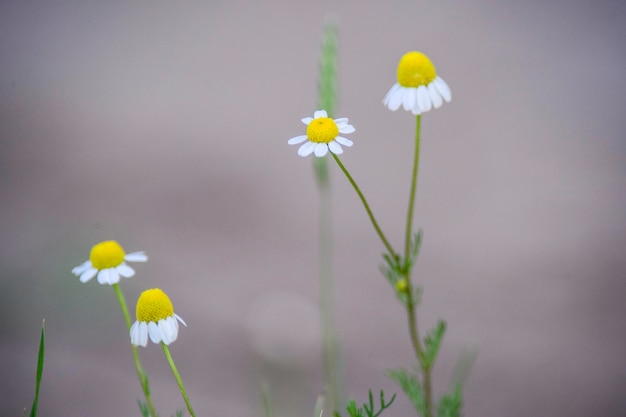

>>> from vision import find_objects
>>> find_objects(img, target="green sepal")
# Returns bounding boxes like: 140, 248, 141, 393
387, 369, 426, 416
423, 320, 447, 369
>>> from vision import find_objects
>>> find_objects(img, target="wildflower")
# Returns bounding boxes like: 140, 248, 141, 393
383, 51, 451, 115
130, 288, 186, 347
71, 240, 147, 285
288, 110, 355, 157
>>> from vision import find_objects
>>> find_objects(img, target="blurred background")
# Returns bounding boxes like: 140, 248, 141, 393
1, 1, 625, 416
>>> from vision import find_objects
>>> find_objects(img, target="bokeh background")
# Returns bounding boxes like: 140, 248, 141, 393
1, 1, 625, 416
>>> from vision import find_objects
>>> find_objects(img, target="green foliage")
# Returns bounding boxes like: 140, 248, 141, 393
29, 320, 45, 417
137, 400, 149, 417
437, 386, 463, 417
333, 390, 395, 417
423, 320, 447, 369
379, 231, 424, 308
386, 369, 426, 416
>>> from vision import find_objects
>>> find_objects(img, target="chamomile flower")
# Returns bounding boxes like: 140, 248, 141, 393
383, 51, 451, 115
288, 110, 355, 157
71, 240, 147, 285
130, 288, 187, 347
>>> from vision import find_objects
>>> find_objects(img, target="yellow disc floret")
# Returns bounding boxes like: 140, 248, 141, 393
90, 240, 126, 270
136, 288, 175, 322
306, 117, 339, 143
397, 51, 437, 88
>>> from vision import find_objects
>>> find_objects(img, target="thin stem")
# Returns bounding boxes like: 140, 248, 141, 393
402, 114, 433, 417
331, 153, 397, 257
162, 343, 196, 417
112, 284, 158, 417
404, 114, 421, 261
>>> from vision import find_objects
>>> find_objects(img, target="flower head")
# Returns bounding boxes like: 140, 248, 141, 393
130, 288, 186, 347
383, 51, 451, 115
71, 240, 148, 285
288, 110, 355, 157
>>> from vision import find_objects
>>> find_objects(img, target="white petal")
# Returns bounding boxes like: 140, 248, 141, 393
328, 141, 343, 155
97, 268, 119, 285
301, 117, 313, 124
158, 318, 177, 345
434, 77, 451, 102
411, 101, 422, 115
338, 124, 355, 134
117, 263, 135, 278
383, 83, 401, 105
333, 117, 348, 125
428, 83, 443, 108
335, 136, 353, 147
72, 260, 92, 276
288, 135, 308, 145
125, 251, 148, 262
402, 87, 417, 111
417, 86, 432, 112
175, 314, 187, 327
386, 87, 404, 111
313, 110, 327, 119
79, 268, 98, 283
297, 141, 316, 157
148, 321, 163, 344
314, 143, 328, 157
130, 321, 148, 347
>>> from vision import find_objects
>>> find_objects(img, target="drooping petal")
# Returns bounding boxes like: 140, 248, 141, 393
417, 86, 432, 112
130, 321, 148, 347
288, 135, 308, 145
428, 83, 443, 108
314, 143, 329, 157
148, 321, 164, 344
434, 77, 451, 102
79, 268, 98, 283
72, 260, 92, 276
313, 110, 328, 119
386, 87, 404, 111
125, 251, 148, 262
117, 263, 135, 278
175, 314, 187, 327
335, 136, 353, 147
383, 83, 401, 105
328, 141, 343, 155
402, 87, 417, 111
97, 268, 120, 285
298, 141, 316, 157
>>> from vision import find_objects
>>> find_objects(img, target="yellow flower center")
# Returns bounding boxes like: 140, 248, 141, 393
306, 117, 339, 143
396, 51, 437, 88
136, 288, 175, 322
89, 240, 126, 270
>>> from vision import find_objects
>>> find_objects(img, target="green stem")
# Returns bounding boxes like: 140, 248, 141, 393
404, 114, 421, 261
402, 114, 432, 417
162, 343, 196, 417
331, 153, 397, 257
112, 284, 158, 417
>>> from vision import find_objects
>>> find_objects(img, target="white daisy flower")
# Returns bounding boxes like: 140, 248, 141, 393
71, 240, 147, 285
288, 110, 355, 157
383, 51, 451, 115
130, 288, 187, 347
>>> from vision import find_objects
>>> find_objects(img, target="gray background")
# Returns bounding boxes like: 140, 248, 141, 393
1, 1, 625, 416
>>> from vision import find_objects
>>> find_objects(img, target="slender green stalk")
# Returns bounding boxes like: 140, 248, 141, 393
112, 284, 158, 417
402, 114, 432, 417
162, 343, 196, 417
315, 19, 343, 413
29, 320, 45, 417
331, 153, 397, 257
404, 114, 421, 261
